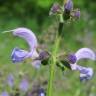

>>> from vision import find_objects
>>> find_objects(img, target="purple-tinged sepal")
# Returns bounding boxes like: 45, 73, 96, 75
49, 3, 62, 16
67, 54, 77, 64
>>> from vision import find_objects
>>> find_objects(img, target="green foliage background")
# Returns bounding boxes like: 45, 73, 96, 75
0, 0, 96, 96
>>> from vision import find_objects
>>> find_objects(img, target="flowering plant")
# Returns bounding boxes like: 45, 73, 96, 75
1, 0, 96, 96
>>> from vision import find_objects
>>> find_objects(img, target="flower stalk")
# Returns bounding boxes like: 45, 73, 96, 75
47, 36, 61, 96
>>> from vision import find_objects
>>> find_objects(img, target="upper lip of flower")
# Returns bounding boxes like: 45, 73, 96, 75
75, 48, 96, 61
13, 27, 38, 51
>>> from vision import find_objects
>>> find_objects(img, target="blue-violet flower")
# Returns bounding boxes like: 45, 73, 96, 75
69, 48, 96, 81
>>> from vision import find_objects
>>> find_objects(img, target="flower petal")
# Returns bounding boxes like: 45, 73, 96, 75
11, 47, 29, 63
13, 28, 38, 51
75, 48, 96, 61
76, 65, 93, 81
70, 63, 77, 70
29, 50, 39, 60
31, 60, 41, 69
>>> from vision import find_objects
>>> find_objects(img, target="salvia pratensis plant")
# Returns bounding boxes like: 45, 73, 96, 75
1, 0, 96, 96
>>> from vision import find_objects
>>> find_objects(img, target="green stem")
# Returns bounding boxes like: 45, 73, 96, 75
47, 37, 61, 96
58, 14, 64, 36
47, 56, 56, 96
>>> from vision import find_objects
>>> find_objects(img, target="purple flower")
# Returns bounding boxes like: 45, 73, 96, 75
69, 48, 96, 81
64, 0, 73, 11
19, 79, 29, 92
5, 27, 41, 68
7, 74, 14, 87
11, 28, 39, 65
1, 91, 9, 96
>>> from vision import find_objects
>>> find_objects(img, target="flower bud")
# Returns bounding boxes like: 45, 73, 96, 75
49, 3, 61, 15
64, 0, 73, 11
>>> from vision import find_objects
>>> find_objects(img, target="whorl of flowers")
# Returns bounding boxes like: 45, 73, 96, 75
3, 27, 96, 82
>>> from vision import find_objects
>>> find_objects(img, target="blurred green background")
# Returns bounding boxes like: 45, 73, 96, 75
0, 0, 96, 96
